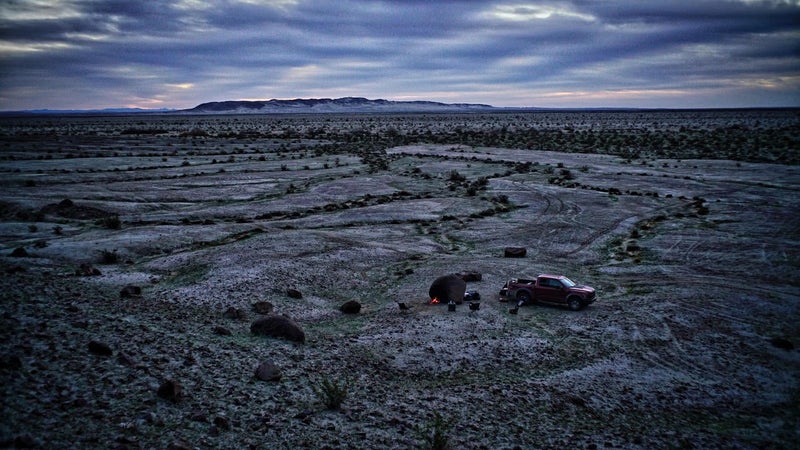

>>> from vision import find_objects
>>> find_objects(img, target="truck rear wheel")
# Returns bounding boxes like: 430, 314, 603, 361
567, 297, 583, 311
516, 291, 532, 305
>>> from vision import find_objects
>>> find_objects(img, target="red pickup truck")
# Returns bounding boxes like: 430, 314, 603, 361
499, 274, 597, 311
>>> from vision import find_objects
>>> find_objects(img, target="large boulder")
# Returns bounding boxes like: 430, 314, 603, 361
429, 274, 467, 305
340, 300, 361, 314
251, 315, 305, 343
504, 247, 527, 258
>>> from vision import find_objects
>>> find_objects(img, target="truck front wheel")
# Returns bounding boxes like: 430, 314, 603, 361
567, 296, 583, 311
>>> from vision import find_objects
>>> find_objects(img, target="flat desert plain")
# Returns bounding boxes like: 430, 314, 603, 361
0, 110, 798, 449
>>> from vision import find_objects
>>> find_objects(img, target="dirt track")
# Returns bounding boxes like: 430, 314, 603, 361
1, 112, 798, 449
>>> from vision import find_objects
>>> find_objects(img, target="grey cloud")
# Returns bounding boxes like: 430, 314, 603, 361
0, 0, 797, 109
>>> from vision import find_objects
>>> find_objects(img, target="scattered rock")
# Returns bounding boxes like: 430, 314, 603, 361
0, 354, 22, 371
157, 379, 182, 403
119, 285, 142, 298
6, 434, 39, 449
293, 409, 314, 421
504, 247, 527, 258
340, 300, 361, 314
251, 315, 305, 343
10, 247, 28, 257
252, 301, 274, 315
770, 337, 794, 351
458, 271, 483, 282
117, 352, 136, 367
167, 441, 192, 450
223, 306, 247, 320
286, 288, 303, 299
5, 265, 26, 274
213, 416, 231, 431
76, 263, 101, 276
88, 340, 113, 356
255, 361, 282, 381
213, 326, 232, 336
429, 274, 467, 305
190, 411, 208, 422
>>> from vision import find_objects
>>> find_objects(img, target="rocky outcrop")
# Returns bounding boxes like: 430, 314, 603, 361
429, 274, 467, 305
251, 315, 305, 343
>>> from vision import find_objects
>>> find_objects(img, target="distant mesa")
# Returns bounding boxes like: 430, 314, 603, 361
182, 97, 495, 114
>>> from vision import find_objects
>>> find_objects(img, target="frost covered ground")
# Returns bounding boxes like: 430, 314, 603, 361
1, 111, 798, 449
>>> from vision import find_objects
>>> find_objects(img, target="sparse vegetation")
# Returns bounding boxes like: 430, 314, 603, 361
98, 248, 119, 264
0, 110, 797, 449
313, 376, 348, 410
416, 412, 452, 450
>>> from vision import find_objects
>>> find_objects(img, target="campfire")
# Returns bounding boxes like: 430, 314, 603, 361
429, 297, 440, 305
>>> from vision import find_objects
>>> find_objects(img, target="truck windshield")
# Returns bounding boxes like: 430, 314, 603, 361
561, 278, 576, 287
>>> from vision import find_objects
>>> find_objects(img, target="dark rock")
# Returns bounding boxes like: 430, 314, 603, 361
157, 379, 182, 402
770, 337, 794, 351
213, 326, 232, 336
5, 265, 26, 274
252, 301, 274, 315
190, 411, 208, 422
251, 315, 305, 343
458, 271, 483, 282
286, 288, 303, 299
117, 352, 136, 367
88, 340, 113, 356
429, 274, 467, 305
76, 263, 101, 276
10, 247, 28, 257
340, 300, 361, 314
11, 434, 38, 449
119, 285, 142, 298
509, 307, 519, 314
294, 409, 314, 420
223, 306, 247, 320
0, 354, 22, 371
255, 361, 282, 381
504, 247, 527, 258
167, 441, 192, 450
213, 416, 231, 431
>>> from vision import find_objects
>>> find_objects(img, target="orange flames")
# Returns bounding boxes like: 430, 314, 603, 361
430, 297, 440, 304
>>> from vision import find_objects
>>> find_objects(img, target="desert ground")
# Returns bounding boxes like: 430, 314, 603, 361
1, 110, 798, 449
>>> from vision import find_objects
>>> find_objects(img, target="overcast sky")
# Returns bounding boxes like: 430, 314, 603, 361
1, 0, 799, 110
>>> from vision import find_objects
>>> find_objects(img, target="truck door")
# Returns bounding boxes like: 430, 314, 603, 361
536, 278, 563, 302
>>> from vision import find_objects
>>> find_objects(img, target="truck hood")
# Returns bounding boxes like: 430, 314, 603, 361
570, 285, 595, 294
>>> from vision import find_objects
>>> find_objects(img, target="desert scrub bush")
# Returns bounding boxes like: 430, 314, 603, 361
98, 249, 119, 264
448, 170, 466, 182
416, 412, 452, 450
100, 215, 122, 229
313, 376, 348, 410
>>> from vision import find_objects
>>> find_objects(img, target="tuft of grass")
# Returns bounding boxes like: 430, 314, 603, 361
313, 376, 348, 410
100, 215, 122, 229
416, 412, 453, 450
